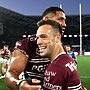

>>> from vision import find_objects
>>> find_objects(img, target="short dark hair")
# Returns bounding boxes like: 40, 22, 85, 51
42, 7, 64, 17
37, 20, 62, 35
4, 44, 8, 47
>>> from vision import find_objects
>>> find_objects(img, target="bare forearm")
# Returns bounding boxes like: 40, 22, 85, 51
5, 71, 19, 90
5, 71, 41, 90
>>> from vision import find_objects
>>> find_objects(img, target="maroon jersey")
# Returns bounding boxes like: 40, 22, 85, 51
0, 49, 11, 59
15, 34, 50, 83
42, 54, 82, 90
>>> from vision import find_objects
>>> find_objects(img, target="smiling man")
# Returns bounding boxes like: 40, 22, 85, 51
36, 20, 82, 90
42, 7, 66, 34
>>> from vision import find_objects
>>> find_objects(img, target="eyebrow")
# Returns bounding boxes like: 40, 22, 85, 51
39, 34, 48, 38
58, 17, 66, 20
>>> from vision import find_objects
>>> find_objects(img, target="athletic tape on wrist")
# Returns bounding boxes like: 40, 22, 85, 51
16, 80, 24, 90
16, 78, 32, 90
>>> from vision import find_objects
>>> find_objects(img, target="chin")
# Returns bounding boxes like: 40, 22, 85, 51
40, 53, 47, 57
40, 53, 45, 57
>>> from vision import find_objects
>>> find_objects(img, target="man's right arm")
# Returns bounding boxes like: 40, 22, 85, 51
5, 49, 28, 90
5, 50, 41, 90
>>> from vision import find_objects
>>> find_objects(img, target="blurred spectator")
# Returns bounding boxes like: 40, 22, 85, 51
65, 45, 77, 66
0, 44, 11, 76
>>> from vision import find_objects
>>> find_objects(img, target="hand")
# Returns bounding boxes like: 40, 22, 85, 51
19, 79, 41, 90
32, 79, 41, 84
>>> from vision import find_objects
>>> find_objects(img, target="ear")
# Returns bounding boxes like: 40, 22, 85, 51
56, 34, 61, 43
43, 16, 48, 20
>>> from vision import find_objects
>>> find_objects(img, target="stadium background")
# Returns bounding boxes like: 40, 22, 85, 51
0, 6, 90, 89
0, 6, 90, 52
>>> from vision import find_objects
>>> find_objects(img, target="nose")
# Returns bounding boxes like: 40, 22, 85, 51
37, 37, 42, 45
59, 19, 67, 27
63, 21, 67, 27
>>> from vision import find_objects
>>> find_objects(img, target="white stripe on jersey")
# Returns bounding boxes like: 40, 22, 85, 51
68, 83, 82, 90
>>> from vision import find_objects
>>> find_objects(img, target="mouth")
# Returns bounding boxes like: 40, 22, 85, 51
61, 27, 66, 34
61, 26, 65, 30
38, 46, 46, 53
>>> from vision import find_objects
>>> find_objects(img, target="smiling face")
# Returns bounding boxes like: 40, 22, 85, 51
36, 25, 55, 58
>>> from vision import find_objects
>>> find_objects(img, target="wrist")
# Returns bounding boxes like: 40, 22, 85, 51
16, 80, 25, 90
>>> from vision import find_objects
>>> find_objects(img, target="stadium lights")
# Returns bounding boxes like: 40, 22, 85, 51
63, 35, 67, 37
28, 35, 31, 37
65, 34, 90, 37
84, 34, 88, 37
23, 35, 26, 37
22, 34, 90, 38
74, 35, 78, 37
69, 35, 72, 37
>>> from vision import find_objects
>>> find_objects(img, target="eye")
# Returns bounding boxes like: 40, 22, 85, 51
58, 17, 66, 21
40, 34, 48, 38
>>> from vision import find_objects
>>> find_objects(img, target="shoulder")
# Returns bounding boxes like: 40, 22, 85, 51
16, 34, 36, 44
52, 54, 73, 68
56, 54, 76, 70
58, 54, 73, 62
15, 34, 36, 48
14, 34, 37, 56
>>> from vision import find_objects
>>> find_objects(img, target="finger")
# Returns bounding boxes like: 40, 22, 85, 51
30, 85, 41, 89
32, 79, 41, 83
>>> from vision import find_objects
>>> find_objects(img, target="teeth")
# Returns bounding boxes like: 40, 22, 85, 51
39, 47, 45, 50
39, 46, 46, 52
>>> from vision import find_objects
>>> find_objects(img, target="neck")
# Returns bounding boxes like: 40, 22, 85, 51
50, 44, 65, 62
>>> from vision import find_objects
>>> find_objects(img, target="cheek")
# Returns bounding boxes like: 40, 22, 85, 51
58, 21, 62, 26
49, 40, 55, 49
46, 37, 55, 47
